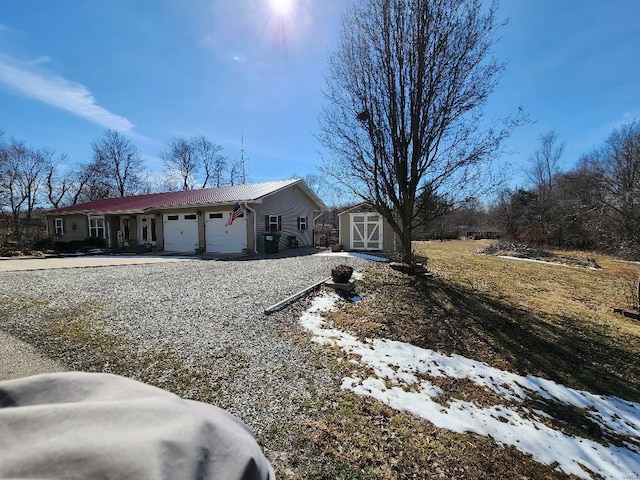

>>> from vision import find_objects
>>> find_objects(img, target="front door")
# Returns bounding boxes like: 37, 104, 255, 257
350, 213, 382, 250
139, 215, 157, 246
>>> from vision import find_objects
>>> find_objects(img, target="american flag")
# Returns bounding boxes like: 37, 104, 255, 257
226, 202, 245, 226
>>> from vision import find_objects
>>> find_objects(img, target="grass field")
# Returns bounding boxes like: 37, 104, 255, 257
300, 240, 640, 479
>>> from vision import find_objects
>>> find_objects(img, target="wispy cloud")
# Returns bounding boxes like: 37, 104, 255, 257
0, 59, 135, 133
27, 55, 52, 66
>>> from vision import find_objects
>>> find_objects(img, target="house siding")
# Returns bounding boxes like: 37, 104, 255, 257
252, 186, 316, 253
47, 214, 90, 243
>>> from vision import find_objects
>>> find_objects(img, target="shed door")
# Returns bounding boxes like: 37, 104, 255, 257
350, 213, 382, 250
163, 213, 198, 252
205, 212, 247, 253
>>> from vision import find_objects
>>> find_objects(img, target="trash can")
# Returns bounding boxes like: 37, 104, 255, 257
262, 233, 281, 254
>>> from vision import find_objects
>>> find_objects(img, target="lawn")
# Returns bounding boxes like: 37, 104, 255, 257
297, 240, 640, 479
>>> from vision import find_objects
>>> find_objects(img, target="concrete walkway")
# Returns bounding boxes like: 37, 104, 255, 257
0, 255, 196, 272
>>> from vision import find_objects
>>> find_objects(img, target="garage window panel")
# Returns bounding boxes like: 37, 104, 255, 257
184, 214, 197, 220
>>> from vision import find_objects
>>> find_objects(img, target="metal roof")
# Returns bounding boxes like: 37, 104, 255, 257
49, 179, 326, 215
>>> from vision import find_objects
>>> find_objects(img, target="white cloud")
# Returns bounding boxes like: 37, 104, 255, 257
0, 59, 135, 133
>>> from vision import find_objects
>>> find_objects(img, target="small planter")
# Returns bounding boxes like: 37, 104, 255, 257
331, 264, 354, 283
330, 243, 343, 252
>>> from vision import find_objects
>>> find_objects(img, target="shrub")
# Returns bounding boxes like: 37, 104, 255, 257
53, 241, 68, 252
32, 238, 54, 251
84, 236, 107, 248
67, 240, 84, 252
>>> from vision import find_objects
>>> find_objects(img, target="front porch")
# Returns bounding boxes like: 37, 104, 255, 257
107, 214, 159, 251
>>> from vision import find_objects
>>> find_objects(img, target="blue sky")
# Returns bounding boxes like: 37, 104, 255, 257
1, 0, 639, 190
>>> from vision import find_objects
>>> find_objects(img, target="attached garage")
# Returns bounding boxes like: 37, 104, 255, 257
163, 213, 198, 252
205, 211, 247, 254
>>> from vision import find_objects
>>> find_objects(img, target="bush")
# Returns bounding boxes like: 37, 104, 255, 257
32, 238, 54, 251
53, 241, 68, 252
84, 236, 107, 248
67, 240, 84, 252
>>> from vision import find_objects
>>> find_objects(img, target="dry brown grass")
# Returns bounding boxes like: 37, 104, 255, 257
301, 240, 640, 479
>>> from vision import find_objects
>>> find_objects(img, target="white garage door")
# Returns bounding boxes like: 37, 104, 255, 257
163, 213, 199, 252
205, 211, 247, 253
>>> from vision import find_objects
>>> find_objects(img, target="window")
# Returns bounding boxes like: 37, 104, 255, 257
89, 217, 106, 239
184, 214, 197, 220
55, 218, 64, 235
167, 215, 179, 221
265, 215, 282, 231
209, 213, 223, 219
297, 216, 308, 230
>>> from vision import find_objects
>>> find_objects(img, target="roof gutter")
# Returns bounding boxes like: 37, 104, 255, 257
243, 202, 257, 254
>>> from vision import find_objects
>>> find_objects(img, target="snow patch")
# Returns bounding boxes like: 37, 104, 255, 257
314, 251, 388, 262
299, 293, 640, 479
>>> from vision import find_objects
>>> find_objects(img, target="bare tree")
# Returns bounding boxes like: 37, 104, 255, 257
160, 137, 197, 190
191, 136, 227, 188
585, 119, 640, 255
528, 131, 563, 193
45, 151, 75, 208
228, 159, 247, 186
289, 173, 348, 208
0, 138, 49, 244
526, 131, 564, 244
90, 129, 145, 197
318, 0, 524, 263
161, 136, 228, 190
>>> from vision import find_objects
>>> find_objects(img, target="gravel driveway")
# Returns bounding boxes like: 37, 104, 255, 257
0, 251, 377, 446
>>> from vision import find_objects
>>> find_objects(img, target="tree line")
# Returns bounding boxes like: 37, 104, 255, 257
0, 129, 245, 245
420, 120, 640, 259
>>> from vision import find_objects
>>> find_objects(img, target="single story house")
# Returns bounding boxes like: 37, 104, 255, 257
337, 203, 396, 252
46, 179, 326, 254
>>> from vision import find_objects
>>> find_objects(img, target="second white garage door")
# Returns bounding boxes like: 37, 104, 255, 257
205, 211, 247, 253
163, 213, 199, 252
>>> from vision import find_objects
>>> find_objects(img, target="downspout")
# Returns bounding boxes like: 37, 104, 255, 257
244, 202, 257, 254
